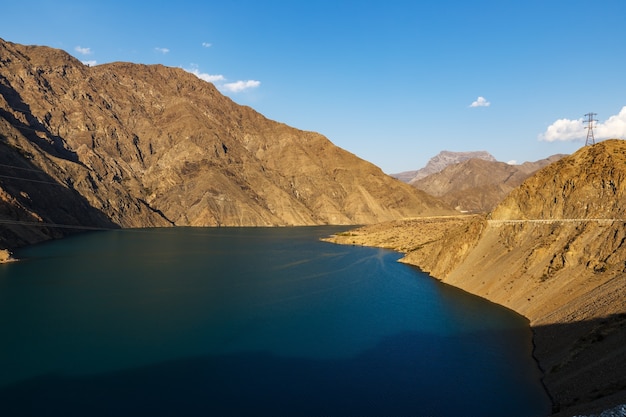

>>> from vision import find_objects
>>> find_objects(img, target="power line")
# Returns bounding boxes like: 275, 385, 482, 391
0, 164, 51, 173
0, 160, 65, 185
0, 174, 63, 186
0, 162, 48, 173
0, 163, 66, 186
0, 218, 113, 231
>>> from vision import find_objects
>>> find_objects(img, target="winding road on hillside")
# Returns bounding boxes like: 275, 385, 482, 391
488, 218, 624, 226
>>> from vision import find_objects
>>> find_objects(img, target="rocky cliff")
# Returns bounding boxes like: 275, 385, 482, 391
327, 140, 626, 416
0, 38, 451, 249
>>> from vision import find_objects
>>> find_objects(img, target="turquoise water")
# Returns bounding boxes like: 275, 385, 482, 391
0, 227, 550, 416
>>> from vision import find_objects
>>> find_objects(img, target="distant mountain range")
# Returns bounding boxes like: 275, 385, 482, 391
393, 150, 566, 213
391, 150, 497, 183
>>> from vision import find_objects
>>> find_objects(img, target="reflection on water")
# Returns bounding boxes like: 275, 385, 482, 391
0, 227, 551, 416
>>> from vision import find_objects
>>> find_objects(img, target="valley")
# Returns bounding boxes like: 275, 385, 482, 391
1, 37, 625, 416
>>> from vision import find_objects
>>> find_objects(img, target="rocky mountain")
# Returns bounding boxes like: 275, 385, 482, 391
327, 140, 626, 415
493, 140, 626, 220
391, 150, 496, 183
0, 38, 452, 249
411, 154, 565, 213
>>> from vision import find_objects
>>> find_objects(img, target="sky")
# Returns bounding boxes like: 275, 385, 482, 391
2, 0, 626, 173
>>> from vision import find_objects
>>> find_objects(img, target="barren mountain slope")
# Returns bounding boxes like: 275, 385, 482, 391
327, 141, 626, 415
493, 140, 626, 220
391, 150, 496, 183
411, 155, 564, 213
0, 38, 451, 248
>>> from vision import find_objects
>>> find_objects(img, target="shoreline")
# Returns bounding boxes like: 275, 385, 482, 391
323, 216, 626, 416
530, 327, 559, 415
323, 218, 556, 412
0, 249, 16, 264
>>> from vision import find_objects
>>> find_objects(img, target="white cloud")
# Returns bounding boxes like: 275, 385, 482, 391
507, 160, 518, 165
75, 46, 92, 55
539, 106, 626, 142
202, 42, 212, 48
155, 47, 170, 54
539, 117, 584, 142
186, 66, 226, 83
597, 107, 626, 139
470, 96, 490, 108
222, 80, 261, 93
185, 65, 260, 94
82, 60, 97, 67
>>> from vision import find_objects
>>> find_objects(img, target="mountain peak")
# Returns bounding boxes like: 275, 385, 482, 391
391, 150, 496, 183
410, 153, 564, 213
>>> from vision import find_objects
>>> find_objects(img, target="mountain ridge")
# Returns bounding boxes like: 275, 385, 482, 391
411, 154, 565, 213
391, 150, 496, 183
0, 38, 451, 249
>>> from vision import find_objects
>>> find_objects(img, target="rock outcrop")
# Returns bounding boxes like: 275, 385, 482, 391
0, 38, 451, 248
327, 140, 626, 416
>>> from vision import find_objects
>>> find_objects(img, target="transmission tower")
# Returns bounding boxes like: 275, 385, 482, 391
584, 112, 597, 146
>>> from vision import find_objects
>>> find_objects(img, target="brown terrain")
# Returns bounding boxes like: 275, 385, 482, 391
411, 155, 565, 213
392, 150, 497, 183
326, 140, 626, 416
0, 38, 451, 250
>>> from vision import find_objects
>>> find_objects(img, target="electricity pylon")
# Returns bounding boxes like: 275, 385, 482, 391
584, 112, 597, 146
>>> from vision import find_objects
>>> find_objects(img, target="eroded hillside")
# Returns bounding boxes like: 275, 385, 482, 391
0, 38, 451, 248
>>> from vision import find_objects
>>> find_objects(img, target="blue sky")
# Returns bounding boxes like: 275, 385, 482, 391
2, 0, 626, 173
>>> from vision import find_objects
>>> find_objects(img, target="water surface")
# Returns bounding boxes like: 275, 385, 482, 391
0, 227, 550, 416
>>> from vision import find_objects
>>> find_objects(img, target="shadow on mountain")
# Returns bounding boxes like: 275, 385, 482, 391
532, 313, 626, 417
0, 83, 79, 163
0, 330, 550, 417
0, 134, 119, 248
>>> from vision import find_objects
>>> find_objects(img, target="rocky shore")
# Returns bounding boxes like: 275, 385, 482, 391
0, 249, 15, 263
324, 215, 626, 416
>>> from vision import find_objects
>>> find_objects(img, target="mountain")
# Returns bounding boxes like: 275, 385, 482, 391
493, 140, 626, 220
411, 154, 565, 213
0, 38, 452, 249
391, 150, 496, 183
326, 140, 626, 415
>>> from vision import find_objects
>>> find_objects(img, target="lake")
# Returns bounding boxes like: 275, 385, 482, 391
0, 227, 551, 416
